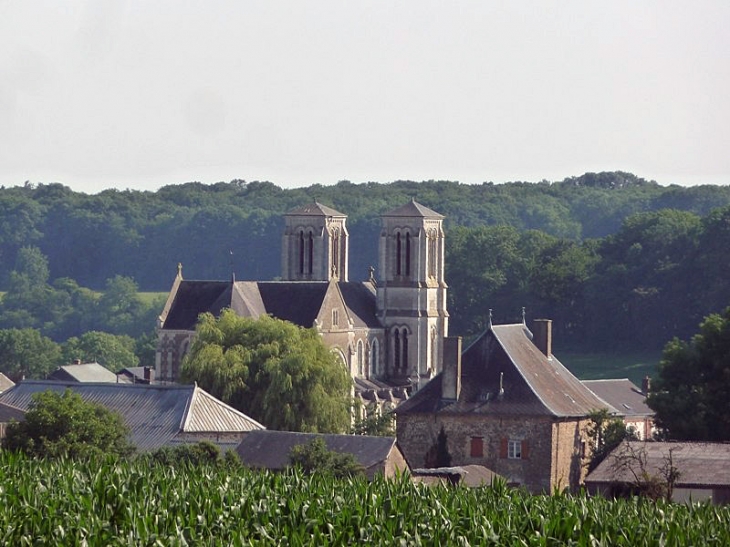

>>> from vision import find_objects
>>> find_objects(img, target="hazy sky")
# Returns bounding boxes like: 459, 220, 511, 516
1, 1, 728, 194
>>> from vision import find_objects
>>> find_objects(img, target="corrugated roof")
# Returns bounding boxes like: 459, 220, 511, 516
0, 381, 263, 451
381, 200, 444, 219
236, 430, 398, 472
397, 324, 615, 418
285, 202, 346, 217
47, 362, 121, 383
582, 379, 653, 418
586, 441, 730, 488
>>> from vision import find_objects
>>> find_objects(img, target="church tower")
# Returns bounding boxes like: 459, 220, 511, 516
281, 203, 349, 281
377, 200, 448, 389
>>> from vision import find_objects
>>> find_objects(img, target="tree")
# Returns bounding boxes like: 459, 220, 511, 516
647, 306, 730, 441
2, 389, 134, 459
609, 442, 681, 502
585, 409, 636, 472
180, 310, 352, 433
288, 438, 365, 478
61, 331, 139, 371
424, 426, 452, 468
0, 328, 62, 380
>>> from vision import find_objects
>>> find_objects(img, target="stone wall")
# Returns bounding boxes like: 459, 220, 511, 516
397, 412, 590, 493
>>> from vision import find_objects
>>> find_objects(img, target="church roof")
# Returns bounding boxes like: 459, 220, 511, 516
0, 381, 264, 451
381, 200, 444, 219
285, 202, 346, 217
161, 280, 379, 331
397, 324, 614, 418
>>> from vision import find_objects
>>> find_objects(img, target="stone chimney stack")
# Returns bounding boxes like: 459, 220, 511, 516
144, 366, 155, 384
533, 319, 552, 358
441, 336, 462, 401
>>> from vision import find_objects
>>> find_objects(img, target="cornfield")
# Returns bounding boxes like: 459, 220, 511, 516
0, 452, 728, 546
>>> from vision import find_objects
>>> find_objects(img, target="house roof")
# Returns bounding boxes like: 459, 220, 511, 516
381, 200, 444, 219
586, 441, 730, 488
0, 400, 25, 423
47, 362, 123, 383
397, 323, 615, 418
285, 202, 346, 217
0, 381, 264, 451
0, 372, 15, 393
582, 379, 653, 418
236, 430, 400, 473
412, 465, 502, 487
161, 280, 380, 332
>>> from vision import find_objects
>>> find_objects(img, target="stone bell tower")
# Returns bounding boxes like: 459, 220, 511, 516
281, 202, 349, 281
377, 200, 448, 389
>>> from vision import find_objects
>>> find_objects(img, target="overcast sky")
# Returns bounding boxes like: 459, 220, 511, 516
1, 1, 728, 194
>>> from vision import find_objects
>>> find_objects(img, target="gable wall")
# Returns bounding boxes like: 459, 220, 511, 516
550, 418, 592, 492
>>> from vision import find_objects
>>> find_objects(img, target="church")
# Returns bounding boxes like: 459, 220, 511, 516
155, 200, 449, 408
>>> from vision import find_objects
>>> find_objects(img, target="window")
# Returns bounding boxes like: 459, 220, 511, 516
298, 231, 305, 274
507, 440, 521, 459
470, 437, 484, 458
405, 232, 411, 276
396, 233, 402, 275
357, 340, 364, 376
307, 231, 314, 274
332, 309, 339, 327
370, 339, 379, 376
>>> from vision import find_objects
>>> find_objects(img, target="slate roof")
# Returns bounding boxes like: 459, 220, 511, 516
381, 200, 444, 219
0, 381, 264, 451
236, 430, 400, 474
412, 465, 502, 487
161, 280, 380, 332
47, 362, 123, 383
285, 202, 346, 217
586, 441, 730, 488
582, 379, 653, 418
397, 324, 615, 418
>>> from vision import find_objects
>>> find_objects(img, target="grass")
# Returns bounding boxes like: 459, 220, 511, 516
560, 351, 661, 386
136, 291, 168, 305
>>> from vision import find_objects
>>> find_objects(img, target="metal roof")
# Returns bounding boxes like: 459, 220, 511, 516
0, 401, 25, 423
586, 441, 730, 488
0, 381, 263, 451
47, 362, 122, 383
236, 430, 399, 472
582, 379, 653, 418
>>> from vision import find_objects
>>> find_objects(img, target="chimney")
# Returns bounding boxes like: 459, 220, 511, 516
533, 319, 552, 358
641, 376, 651, 395
441, 336, 463, 401
73, 358, 82, 365
144, 366, 154, 384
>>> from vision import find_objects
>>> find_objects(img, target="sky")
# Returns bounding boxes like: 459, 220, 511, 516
1, 1, 729, 195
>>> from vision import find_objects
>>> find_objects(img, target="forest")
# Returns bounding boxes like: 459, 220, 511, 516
0, 171, 728, 371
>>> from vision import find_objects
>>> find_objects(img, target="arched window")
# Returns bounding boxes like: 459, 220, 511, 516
405, 232, 411, 276
332, 229, 339, 277
307, 231, 314, 274
402, 329, 409, 370
370, 339, 379, 377
357, 340, 364, 376
396, 232, 402, 276
299, 230, 305, 274
394, 330, 401, 370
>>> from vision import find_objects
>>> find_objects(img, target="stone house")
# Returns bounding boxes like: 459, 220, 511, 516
582, 378, 655, 439
235, 429, 409, 480
156, 201, 449, 409
396, 318, 615, 493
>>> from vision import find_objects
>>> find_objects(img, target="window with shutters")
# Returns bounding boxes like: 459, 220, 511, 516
507, 439, 521, 459
470, 437, 484, 458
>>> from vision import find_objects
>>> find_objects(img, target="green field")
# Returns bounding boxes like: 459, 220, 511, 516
560, 351, 661, 386
137, 291, 168, 305
0, 453, 727, 545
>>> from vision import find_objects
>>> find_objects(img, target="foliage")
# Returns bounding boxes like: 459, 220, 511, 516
424, 425, 452, 468
61, 331, 139, 371
609, 443, 682, 502
288, 438, 365, 478
143, 441, 239, 468
585, 409, 637, 472
0, 452, 728, 545
2, 389, 134, 459
648, 306, 730, 441
350, 404, 395, 437
181, 310, 352, 433
0, 328, 62, 380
